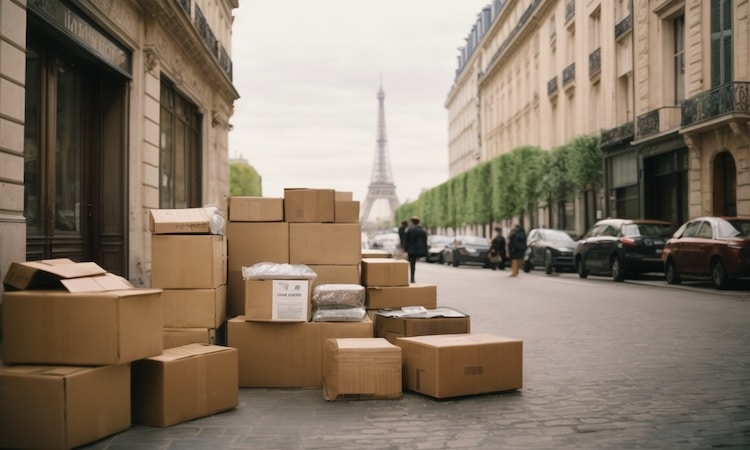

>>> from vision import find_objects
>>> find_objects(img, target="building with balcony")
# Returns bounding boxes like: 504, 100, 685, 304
0, 0, 239, 294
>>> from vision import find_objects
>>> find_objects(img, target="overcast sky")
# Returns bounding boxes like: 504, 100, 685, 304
229, 1, 491, 220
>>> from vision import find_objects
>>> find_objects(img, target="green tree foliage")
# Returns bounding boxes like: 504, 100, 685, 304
568, 134, 602, 191
230, 163, 262, 196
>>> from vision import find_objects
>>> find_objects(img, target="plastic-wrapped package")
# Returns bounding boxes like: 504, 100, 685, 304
312, 306, 366, 322
203, 205, 226, 236
242, 262, 318, 280
312, 284, 365, 308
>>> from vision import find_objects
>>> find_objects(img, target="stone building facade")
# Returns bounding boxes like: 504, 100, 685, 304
0, 0, 238, 302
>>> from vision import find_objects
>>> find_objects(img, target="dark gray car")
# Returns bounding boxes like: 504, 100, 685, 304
523, 228, 577, 274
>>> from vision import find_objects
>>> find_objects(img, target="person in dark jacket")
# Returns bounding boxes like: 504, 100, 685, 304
508, 224, 527, 277
397, 220, 408, 259
490, 227, 507, 270
404, 216, 428, 283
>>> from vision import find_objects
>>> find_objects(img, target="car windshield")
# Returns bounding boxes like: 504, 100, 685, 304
458, 236, 488, 246
720, 219, 750, 238
622, 223, 673, 238
542, 230, 574, 241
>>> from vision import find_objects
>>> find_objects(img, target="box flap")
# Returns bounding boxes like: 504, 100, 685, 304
149, 208, 210, 234
60, 273, 134, 293
3, 259, 107, 291
376, 307, 467, 319
147, 343, 231, 362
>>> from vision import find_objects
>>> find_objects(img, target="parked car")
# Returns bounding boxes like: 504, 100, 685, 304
574, 218, 674, 282
425, 234, 452, 263
442, 235, 491, 267
368, 232, 400, 257
523, 228, 577, 274
661, 216, 750, 289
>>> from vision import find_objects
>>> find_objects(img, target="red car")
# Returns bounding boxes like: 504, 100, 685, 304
661, 216, 750, 289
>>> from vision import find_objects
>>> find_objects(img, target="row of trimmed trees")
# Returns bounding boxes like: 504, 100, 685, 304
394, 134, 603, 235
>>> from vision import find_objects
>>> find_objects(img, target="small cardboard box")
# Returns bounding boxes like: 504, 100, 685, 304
132, 344, 239, 427
152, 235, 227, 289
228, 316, 373, 387
374, 307, 470, 344
226, 222, 289, 268
228, 196, 284, 222
161, 285, 226, 328
284, 188, 335, 223
289, 223, 362, 265
0, 364, 130, 450
361, 258, 409, 287
244, 279, 312, 322
396, 333, 523, 399
323, 338, 402, 401
365, 284, 438, 310
150, 208, 211, 234
335, 200, 360, 223
308, 264, 361, 288
163, 328, 216, 349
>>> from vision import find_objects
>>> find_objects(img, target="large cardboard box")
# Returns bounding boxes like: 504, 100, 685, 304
2, 288, 163, 365
162, 285, 226, 328
374, 307, 470, 344
150, 207, 211, 234
365, 284, 438, 310
361, 258, 409, 287
284, 188, 335, 222
308, 264, 361, 288
228, 196, 284, 222
163, 328, 216, 349
289, 223, 362, 265
152, 234, 227, 289
323, 338, 402, 401
244, 279, 312, 322
226, 222, 289, 268
0, 364, 130, 449
132, 344, 238, 427
228, 316, 373, 387
396, 333, 523, 399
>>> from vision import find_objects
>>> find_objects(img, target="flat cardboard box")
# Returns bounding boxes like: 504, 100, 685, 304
163, 328, 216, 349
323, 338, 402, 401
2, 288, 163, 365
0, 364, 130, 449
150, 207, 211, 234
365, 284, 438, 310
228, 316, 373, 387
132, 344, 239, 427
228, 196, 283, 222
284, 188, 335, 223
162, 285, 226, 328
361, 258, 409, 287
152, 234, 227, 289
308, 264, 361, 288
375, 307, 470, 344
335, 200, 360, 223
3, 258, 107, 291
227, 222, 289, 268
396, 333, 523, 399
244, 279, 312, 322
289, 223, 362, 265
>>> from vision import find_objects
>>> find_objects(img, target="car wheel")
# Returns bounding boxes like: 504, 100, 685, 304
544, 250, 553, 275
611, 256, 625, 282
576, 257, 589, 279
665, 259, 681, 285
711, 259, 728, 290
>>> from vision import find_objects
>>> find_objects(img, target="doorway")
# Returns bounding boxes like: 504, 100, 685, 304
713, 151, 737, 216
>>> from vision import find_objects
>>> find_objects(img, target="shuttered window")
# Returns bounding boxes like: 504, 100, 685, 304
710, 0, 733, 87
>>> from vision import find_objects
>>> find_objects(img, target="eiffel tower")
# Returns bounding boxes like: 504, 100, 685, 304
360, 83, 400, 225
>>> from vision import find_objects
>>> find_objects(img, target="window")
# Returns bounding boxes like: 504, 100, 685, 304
711, 0, 733, 86
673, 15, 685, 103
159, 79, 202, 208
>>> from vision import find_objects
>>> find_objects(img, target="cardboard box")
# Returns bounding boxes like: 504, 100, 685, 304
227, 270, 246, 318
361, 258, 409, 287
289, 223, 362, 265
365, 284, 438, 310
132, 344, 239, 427
163, 328, 216, 349
227, 222, 289, 269
396, 333, 523, 399
228, 196, 283, 222
3, 258, 107, 291
284, 188, 335, 222
323, 338, 402, 401
152, 234, 227, 289
308, 264, 361, 287
374, 307, 470, 344
2, 288, 163, 365
335, 200, 360, 223
150, 207, 211, 234
162, 285, 226, 328
361, 249, 392, 259
244, 279, 312, 322
335, 191, 353, 201
0, 364, 130, 449
228, 317, 373, 387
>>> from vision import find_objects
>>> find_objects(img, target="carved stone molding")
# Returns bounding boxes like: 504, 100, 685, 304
143, 47, 158, 73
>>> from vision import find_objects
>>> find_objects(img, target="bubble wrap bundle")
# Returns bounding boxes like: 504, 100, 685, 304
311, 284, 365, 308
241, 262, 318, 280
311, 306, 366, 322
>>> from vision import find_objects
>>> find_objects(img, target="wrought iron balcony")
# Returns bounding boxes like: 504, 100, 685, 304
565, 0, 575, 23
637, 110, 659, 138
547, 76, 558, 97
601, 121, 634, 148
681, 81, 750, 127
177, 0, 191, 15
615, 15, 632, 40
636, 106, 681, 139
563, 63, 575, 86
589, 48, 601, 78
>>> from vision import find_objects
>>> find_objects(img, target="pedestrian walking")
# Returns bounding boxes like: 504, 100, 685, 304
489, 227, 507, 270
404, 216, 428, 283
397, 220, 408, 259
508, 224, 527, 277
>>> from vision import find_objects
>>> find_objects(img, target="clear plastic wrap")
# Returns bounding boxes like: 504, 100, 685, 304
241, 262, 318, 280
203, 205, 226, 235
311, 306, 367, 322
312, 284, 365, 308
